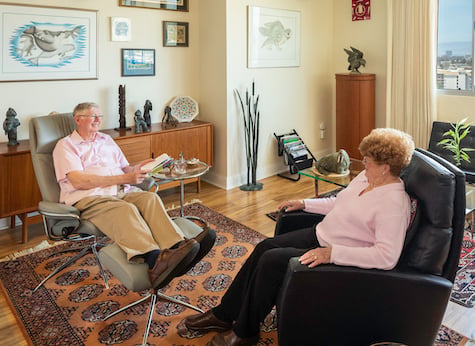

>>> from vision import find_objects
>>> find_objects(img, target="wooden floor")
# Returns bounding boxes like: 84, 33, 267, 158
0, 174, 320, 345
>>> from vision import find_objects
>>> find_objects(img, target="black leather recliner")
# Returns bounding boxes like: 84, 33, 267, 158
428, 120, 475, 183
274, 148, 465, 346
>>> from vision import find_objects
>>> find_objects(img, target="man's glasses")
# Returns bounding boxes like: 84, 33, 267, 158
78, 114, 103, 120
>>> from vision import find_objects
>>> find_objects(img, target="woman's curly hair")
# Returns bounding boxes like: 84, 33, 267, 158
359, 128, 415, 176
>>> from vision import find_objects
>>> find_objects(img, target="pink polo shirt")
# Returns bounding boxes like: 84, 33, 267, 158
53, 130, 132, 205
303, 171, 410, 270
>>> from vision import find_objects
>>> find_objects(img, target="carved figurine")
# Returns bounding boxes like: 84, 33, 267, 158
344, 46, 366, 73
316, 149, 350, 175
161, 106, 177, 129
3, 108, 20, 146
134, 110, 149, 133
116, 84, 130, 131
143, 99, 152, 127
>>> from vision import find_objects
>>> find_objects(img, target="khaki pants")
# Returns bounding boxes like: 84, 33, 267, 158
74, 191, 185, 261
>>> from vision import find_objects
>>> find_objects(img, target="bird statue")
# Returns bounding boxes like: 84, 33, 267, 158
344, 46, 366, 73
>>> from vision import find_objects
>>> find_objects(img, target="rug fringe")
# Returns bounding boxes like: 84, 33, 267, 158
166, 199, 202, 211
0, 240, 54, 262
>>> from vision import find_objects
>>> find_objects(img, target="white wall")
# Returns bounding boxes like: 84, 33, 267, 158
0, 0, 202, 143
225, 0, 334, 188
198, 0, 228, 188
438, 94, 475, 124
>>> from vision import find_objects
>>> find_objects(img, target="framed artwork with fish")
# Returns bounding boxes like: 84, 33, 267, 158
121, 48, 155, 77
0, 3, 97, 82
120, 0, 188, 12
247, 6, 301, 68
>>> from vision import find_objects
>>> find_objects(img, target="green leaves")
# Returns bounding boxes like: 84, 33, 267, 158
437, 117, 474, 166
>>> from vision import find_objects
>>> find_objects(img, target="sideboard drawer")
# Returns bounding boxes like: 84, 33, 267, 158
115, 136, 151, 165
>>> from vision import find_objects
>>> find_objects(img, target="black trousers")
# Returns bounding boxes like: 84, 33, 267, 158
212, 226, 320, 338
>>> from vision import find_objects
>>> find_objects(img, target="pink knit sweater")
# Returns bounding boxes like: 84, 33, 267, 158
303, 171, 410, 270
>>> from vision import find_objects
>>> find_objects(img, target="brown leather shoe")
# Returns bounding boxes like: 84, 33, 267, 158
184, 309, 232, 333
194, 225, 211, 243
207, 329, 259, 346
148, 239, 199, 289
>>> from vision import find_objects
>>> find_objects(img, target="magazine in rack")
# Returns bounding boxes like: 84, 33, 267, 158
274, 130, 316, 181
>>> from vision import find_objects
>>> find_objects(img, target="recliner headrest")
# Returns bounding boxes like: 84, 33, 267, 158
34, 113, 75, 154
398, 151, 455, 274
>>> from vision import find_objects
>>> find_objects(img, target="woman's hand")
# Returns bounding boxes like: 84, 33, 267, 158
299, 247, 332, 268
278, 199, 305, 212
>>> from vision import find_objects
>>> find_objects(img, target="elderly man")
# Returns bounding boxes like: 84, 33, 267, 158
52, 102, 199, 288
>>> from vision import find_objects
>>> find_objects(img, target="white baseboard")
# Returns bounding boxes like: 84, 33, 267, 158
0, 216, 19, 230
0, 212, 40, 231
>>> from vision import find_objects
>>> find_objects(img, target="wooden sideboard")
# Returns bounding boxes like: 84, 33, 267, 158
0, 140, 42, 243
0, 120, 213, 242
335, 73, 375, 159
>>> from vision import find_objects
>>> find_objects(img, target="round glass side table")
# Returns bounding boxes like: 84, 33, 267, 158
152, 161, 209, 218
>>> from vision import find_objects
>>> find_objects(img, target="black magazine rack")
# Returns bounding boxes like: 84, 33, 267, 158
274, 129, 317, 181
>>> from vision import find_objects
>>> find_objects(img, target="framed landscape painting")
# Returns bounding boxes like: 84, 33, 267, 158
0, 3, 98, 82
120, 0, 188, 12
121, 48, 155, 76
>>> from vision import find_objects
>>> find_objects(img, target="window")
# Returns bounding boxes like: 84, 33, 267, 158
437, 0, 473, 93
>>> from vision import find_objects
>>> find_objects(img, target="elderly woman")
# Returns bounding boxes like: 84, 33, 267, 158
184, 128, 415, 346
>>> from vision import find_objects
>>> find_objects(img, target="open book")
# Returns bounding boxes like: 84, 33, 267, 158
140, 153, 174, 175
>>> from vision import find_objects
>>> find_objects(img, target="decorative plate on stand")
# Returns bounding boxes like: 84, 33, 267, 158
169, 96, 199, 122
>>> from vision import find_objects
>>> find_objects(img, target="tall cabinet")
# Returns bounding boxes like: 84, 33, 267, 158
335, 73, 375, 159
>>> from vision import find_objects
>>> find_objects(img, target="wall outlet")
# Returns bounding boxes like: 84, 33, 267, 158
320, 122, 326, 139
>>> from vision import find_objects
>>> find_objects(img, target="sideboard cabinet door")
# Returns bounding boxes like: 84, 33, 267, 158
150, 124, 213, 165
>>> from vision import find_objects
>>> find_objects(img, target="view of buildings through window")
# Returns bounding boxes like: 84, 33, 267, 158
437, 0, 473, 91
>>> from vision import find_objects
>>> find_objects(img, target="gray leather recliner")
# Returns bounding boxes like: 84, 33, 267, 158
29, 113, 216, 346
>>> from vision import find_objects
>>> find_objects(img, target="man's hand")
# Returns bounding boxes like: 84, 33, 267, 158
278, 199, 305, 212
125, 169, 149, 185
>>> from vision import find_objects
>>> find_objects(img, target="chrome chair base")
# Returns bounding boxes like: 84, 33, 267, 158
103, 290, 204, 346
34, 241, 109, 292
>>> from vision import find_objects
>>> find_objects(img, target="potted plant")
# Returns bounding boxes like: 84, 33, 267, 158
437, 117, 474, 166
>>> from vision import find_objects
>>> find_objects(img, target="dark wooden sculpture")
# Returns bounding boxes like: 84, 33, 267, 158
115, 84, 131, 131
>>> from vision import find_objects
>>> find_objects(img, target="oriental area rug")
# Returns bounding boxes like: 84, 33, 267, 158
0, 203, 470, 345
452, 233, 475, 308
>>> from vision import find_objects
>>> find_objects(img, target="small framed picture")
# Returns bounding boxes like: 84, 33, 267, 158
121, 49, 155, 77
111, 17, 131, 41
163, 21, 189, 47
120, 0, 188, 12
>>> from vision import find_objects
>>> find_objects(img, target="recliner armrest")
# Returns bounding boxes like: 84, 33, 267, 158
275, 210, 324, 236
134, 176, 156, 191
38, 201, 80, 219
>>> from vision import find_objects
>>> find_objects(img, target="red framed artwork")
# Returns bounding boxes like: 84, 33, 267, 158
352, 0, 371, 21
